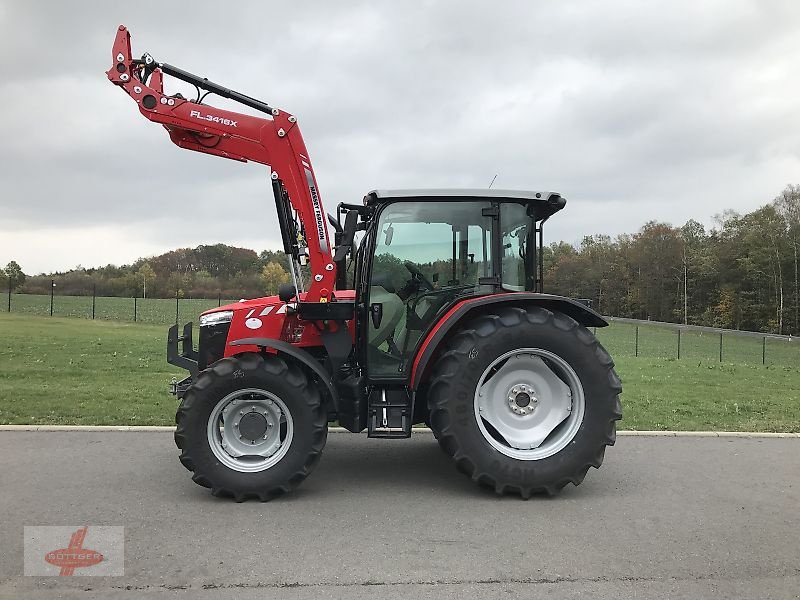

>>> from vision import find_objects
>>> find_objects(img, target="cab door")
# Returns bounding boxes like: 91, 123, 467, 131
363, 200, 494, 380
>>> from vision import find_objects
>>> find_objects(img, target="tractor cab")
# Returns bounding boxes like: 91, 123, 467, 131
348, 189, 566, 380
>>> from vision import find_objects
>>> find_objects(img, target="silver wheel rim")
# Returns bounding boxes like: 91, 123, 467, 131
206, 388, 294, 473
473, 348, 585, 460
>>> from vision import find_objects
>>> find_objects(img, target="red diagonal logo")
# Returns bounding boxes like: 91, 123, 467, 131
44, 526, 104, 576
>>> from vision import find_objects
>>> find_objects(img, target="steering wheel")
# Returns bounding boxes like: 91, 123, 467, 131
404, 261, 434, 291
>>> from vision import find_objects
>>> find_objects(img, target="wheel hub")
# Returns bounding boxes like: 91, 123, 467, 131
508, 384, 538, 415
475, 349, 585, 460
237, 410, 269, 442
207, 389, 294, 473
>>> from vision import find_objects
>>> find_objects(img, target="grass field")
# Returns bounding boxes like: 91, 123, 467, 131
1, 312, 798, 431
0, 314, 183, 426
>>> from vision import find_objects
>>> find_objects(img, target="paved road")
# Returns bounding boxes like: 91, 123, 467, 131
0, 432, 798, 599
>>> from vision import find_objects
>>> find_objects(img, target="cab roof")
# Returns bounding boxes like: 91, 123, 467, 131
364, 189, 567, 219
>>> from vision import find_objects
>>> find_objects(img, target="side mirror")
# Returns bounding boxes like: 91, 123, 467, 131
278, 283, 297, 303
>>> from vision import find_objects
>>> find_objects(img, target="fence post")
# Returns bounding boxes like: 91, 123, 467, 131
719, 332, 723, 362
92, 284, 96, 320
6, 279, 10, 312
635, 326, 639, 357
134, 296, 138, 323
762, 336, 766, 365
175, 287, 179, 325
677, 329, 681, 360
218, 291, 222, 307
50, 279, 55, 316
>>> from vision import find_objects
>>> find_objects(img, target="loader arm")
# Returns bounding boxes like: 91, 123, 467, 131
106, 25, 335, 302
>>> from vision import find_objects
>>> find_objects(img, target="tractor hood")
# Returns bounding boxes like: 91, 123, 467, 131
201, 289, 356, 318
200, 290, 356, 350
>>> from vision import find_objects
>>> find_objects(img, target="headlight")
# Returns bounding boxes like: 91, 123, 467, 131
199, 310, 233, 327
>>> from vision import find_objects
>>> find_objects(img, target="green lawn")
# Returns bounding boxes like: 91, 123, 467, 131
0, 314, 184, 425
0, 313, 798, 431
612, 359, 799, 431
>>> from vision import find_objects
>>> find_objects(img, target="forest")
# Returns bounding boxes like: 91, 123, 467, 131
4, 184, 798, 335
544, 184, 799, 334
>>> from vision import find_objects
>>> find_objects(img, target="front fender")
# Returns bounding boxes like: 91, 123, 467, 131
410, 293, 607, 389
229, 338, 339, 412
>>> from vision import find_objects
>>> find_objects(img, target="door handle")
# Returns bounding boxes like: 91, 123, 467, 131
370, 303, 383, 328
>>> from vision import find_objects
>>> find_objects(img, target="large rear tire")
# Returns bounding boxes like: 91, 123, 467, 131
427, 306, 621, 497
174, 353, 327, 501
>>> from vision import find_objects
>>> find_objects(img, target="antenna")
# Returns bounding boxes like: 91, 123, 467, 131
488, 174, 498, 189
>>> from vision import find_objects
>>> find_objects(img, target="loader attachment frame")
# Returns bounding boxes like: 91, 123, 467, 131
106, 25, 336, 303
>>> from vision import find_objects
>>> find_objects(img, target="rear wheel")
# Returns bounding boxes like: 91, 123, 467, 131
427, 306, 621, 497
174, 353, 327, 501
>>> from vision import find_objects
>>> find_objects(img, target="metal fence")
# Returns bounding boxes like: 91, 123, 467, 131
5, 291, 799, 367
595, 317, 799, 367
5, 291, 236, 326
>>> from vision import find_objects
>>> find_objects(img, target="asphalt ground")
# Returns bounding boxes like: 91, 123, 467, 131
0, 432, 798, 599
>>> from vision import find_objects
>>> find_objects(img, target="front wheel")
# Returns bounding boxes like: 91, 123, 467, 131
174, 353, 327, 501
427, 306, 622, 497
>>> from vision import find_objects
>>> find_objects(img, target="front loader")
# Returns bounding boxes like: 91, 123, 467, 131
107, 25, 622, 501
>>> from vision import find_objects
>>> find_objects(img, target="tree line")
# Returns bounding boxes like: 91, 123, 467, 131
542, 184, 800, 334
4, 244, 290, 300
3, 184, 798, 334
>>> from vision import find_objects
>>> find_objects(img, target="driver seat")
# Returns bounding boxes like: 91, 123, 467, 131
369, 285, 403, 348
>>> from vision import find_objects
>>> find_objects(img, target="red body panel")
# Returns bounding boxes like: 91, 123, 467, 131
204, 291, 356, 357
410, 294, 504, 385
107, 26, 335, 302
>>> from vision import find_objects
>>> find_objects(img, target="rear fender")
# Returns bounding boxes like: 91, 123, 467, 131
229, 338, 339, 412
410, 293, 607, 390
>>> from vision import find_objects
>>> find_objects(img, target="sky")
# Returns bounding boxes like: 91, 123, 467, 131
1, 0, 799, 275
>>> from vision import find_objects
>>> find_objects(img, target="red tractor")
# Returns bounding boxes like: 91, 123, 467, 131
107, 26, 621, 501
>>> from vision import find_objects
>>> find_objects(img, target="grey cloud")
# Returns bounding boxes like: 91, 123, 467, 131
1, 0, 799, 273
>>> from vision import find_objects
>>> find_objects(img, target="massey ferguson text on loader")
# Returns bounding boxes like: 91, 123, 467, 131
107, 25, 622, 501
